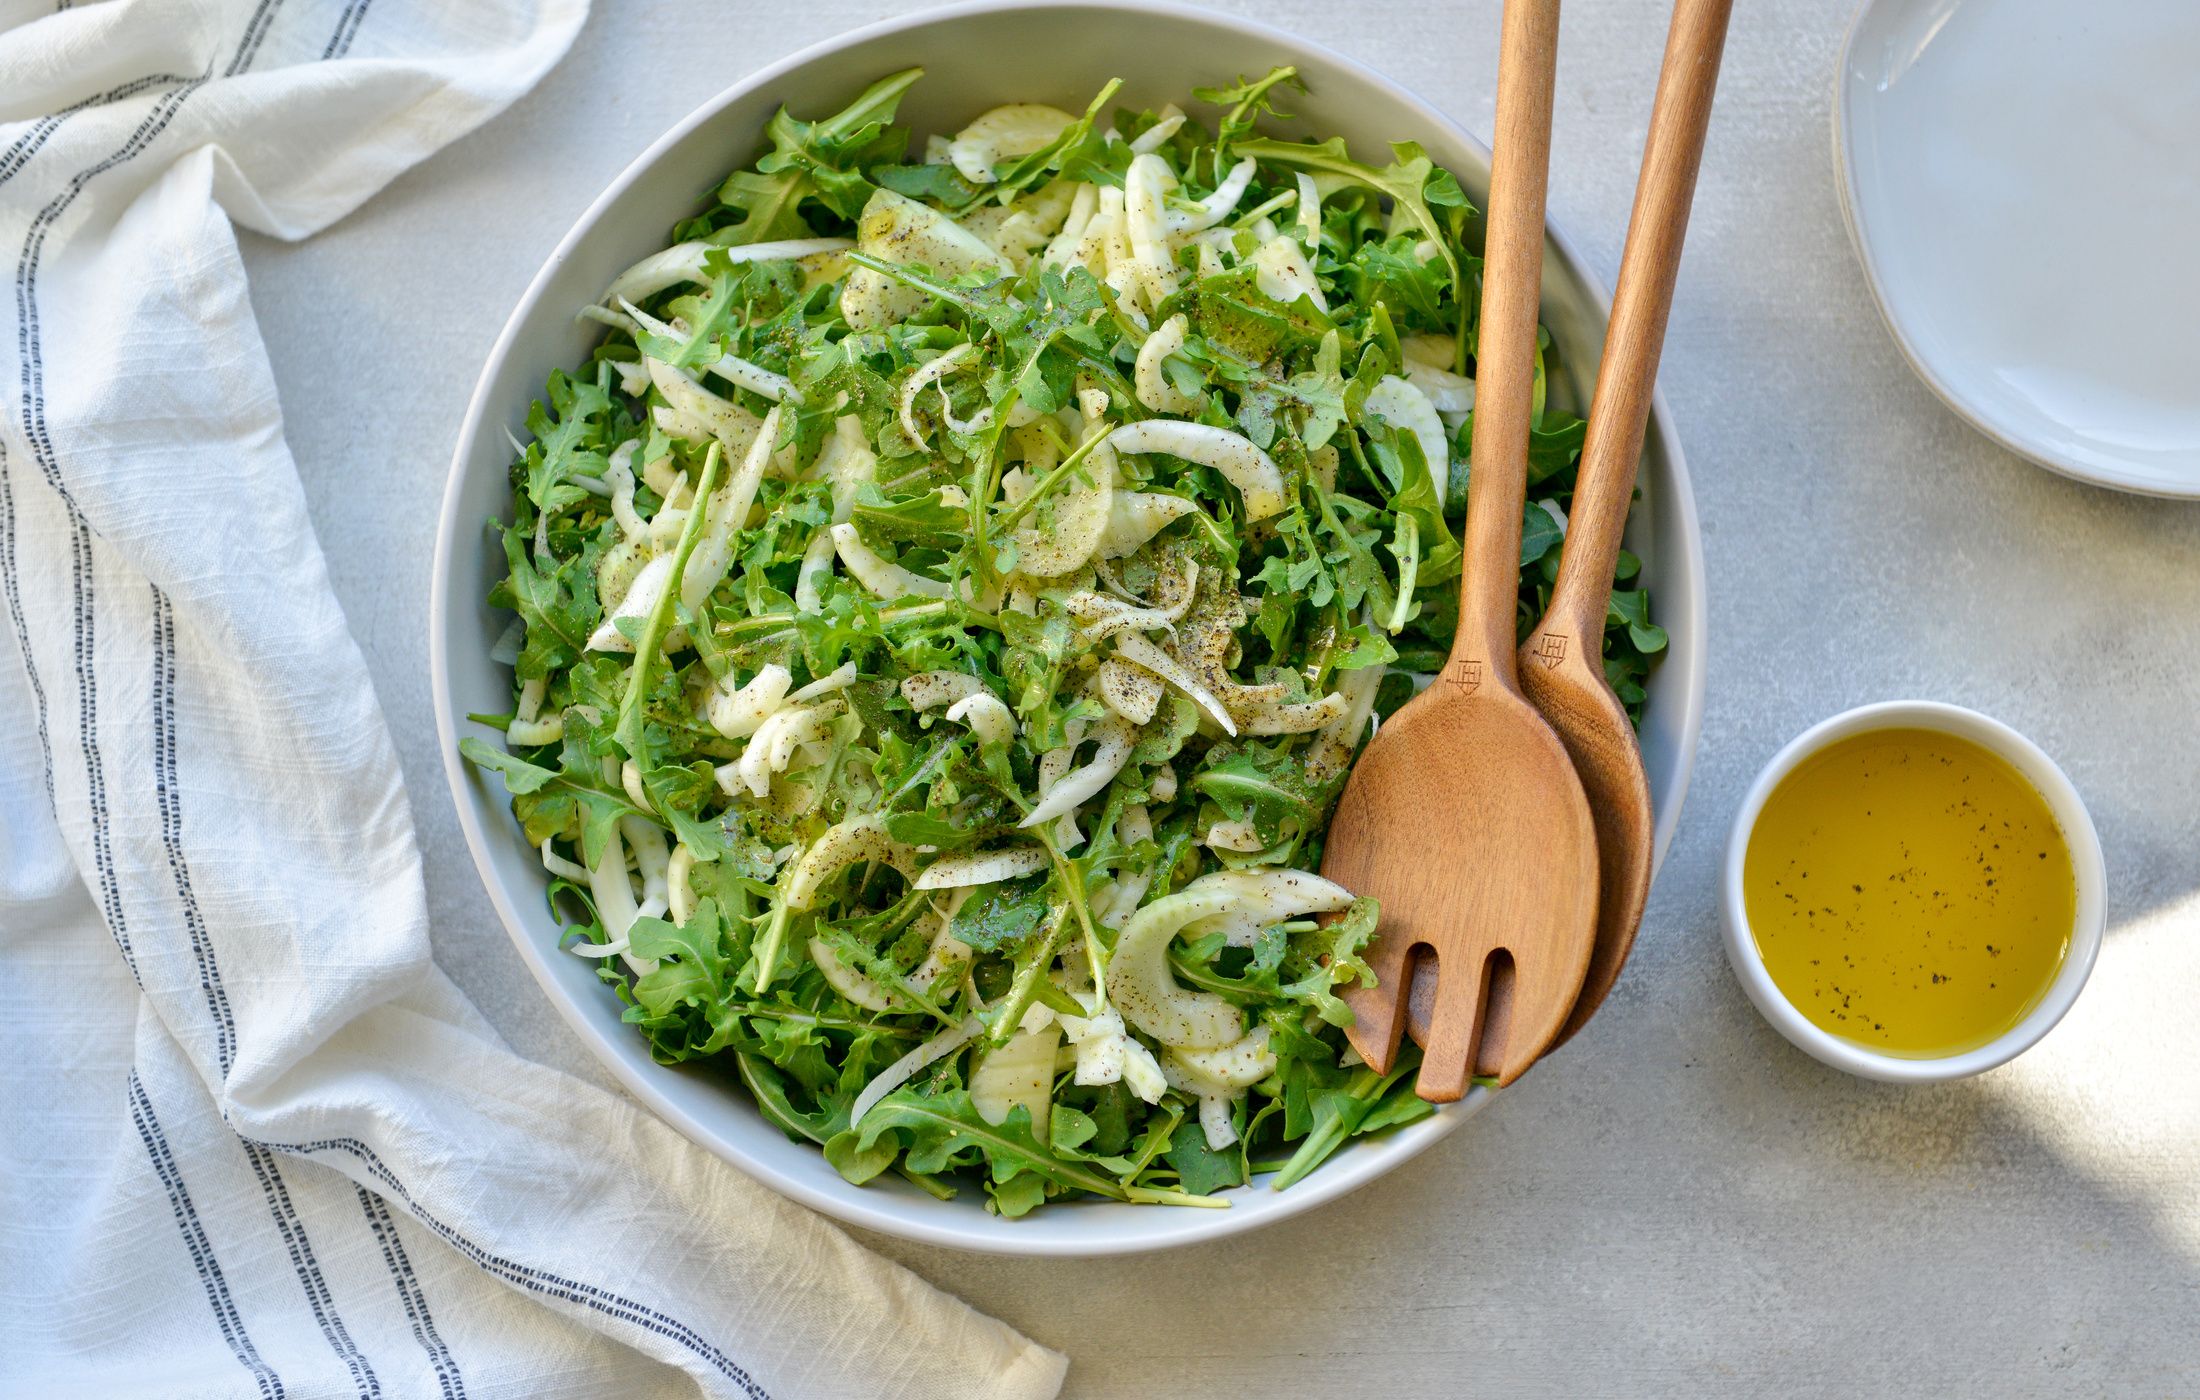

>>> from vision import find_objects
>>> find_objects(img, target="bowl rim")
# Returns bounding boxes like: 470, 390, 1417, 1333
1829, 0, 2200, 500
1719, 699, 2106, 1083
428, 0, 1708, 1254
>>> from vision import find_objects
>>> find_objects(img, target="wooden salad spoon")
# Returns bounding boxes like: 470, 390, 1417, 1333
1526, 0, 1733, 1050
1320, 0, 1598, 1101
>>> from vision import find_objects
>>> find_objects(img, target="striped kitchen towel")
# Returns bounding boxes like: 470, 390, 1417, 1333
0, 3, 1065, 1396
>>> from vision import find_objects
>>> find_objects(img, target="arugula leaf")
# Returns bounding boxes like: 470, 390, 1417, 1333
1519, 499, 1564, 568
459, 736, 555, 795
1234, 135, 1472, 367
627, 899, 745, 1057
641, 761, 731, 861
1343, 234, 1453, 331
1166, 1117, 1246, 1195
463, 724, 642, 868
488, 526, 599, 682
716, 68, 924, 241
1377, 422, 1461, 587
870, 162, 988, 209
615, 439, 723, 763
948, 874, 1051, 953
521, 371, 614, 513
1607, 586, 1668, 653
855, 1090, 1127, 1200
1194, 65, 1305, 158
1190, 741, 1346, 847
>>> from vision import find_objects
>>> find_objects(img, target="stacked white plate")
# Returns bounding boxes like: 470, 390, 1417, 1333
1837, 0, 2200, 496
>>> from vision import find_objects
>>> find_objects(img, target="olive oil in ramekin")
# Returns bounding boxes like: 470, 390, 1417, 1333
1741, 727, 2076, 1058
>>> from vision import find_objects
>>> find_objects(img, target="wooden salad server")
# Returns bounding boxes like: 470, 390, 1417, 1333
1526, 0, 1733, 1050
1320, 0, 1598, 1101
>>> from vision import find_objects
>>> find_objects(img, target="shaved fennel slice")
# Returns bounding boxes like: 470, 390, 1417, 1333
1182, 866, 1357, 948
1112, 632, 1234, 735
1057, 1003, 1167, 1103
794, 529, 836, 614
618, 299, 800, 404
1127, 106, 1185, 154
807, 935, 894, 1012
900, 670, 986, 712
1236, 690, 1349, 736
913, 847, 1049, 890
680, 404, 780, 612
1134, 314, 1203, 415
1090, 805, 1156, 930
604, 236, 850, 304
1252, 233, 1327, 313
1107, 870, 1355, 1049
1012, 439, 1115, 578
666, 843, 698, 926
1165, 156, 1257, 233
896, 342, 978, 446
1019, 716, 1136, 829
1097, 658, 1164, 725
1361, 375, 1450, 479
1294, 172, 1322, 246
841, 190, 1009, 329
539, 838, 590, 883
789, 661, 858, 703
849, 1016, 985, 1128
1042, 182, 1100, 269
584, 825, 652, 976
1122, 153, 1180, 305
1202, 820, 1266, 854
1164, 1029, 1276, 1149
970, 1019, 1061, 1127
586, 552, 671, 653
832, 522, 951, 600
782, 814, 917, 910
1065, 565, 1198, 639
906, 902, 973, 992
1107, 419, 1288, 521
1404, 360, 1476, 417
645, 357, 763, 460
944, 692, 1017, 746
947, 103, 1076, 183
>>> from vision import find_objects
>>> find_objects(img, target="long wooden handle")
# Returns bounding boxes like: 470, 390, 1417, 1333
1455, 0, 1562, 677
1540, 0, 1731, 642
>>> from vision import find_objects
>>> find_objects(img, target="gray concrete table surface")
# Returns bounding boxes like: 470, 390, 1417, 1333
244, 0, 2200, 1393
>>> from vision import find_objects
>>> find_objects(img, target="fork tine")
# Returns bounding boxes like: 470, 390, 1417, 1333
1342, 927, 1418, 1075
1414, 955, 1488, 1103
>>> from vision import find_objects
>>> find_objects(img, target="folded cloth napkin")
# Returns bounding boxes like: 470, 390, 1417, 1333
0, 3, 1066, 1396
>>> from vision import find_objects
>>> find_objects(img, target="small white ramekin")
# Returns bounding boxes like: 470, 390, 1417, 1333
1722, 701, 2105, 1082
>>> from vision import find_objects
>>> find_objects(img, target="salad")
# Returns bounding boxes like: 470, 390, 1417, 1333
464, 67, 1663, 1215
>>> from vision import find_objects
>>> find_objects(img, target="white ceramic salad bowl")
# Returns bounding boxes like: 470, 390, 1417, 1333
430, 0, 1707, 1255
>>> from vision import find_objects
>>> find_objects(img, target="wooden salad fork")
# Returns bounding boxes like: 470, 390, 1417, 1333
1526, 0, 1733, 1050
1320, 0, 1599, 1101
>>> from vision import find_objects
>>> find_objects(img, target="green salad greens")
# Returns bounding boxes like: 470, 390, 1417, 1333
464, 66, 1663, 1216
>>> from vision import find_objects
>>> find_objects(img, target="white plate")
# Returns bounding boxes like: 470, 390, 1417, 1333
431, 0, 1707, 1255
1835, 0, 2200, 496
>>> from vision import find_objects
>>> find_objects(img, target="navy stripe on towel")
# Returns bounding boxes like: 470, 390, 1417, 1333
357, 1187, 466, 1400
273, 1138, 770, 1399
130, 1072, 285, 1400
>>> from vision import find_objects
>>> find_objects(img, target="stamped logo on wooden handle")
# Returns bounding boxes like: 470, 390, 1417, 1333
1531, 633, 1569, 670
1445, 658, 1483, 694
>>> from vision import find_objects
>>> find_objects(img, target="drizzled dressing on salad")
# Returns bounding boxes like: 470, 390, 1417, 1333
466, 67, 1662, 1212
